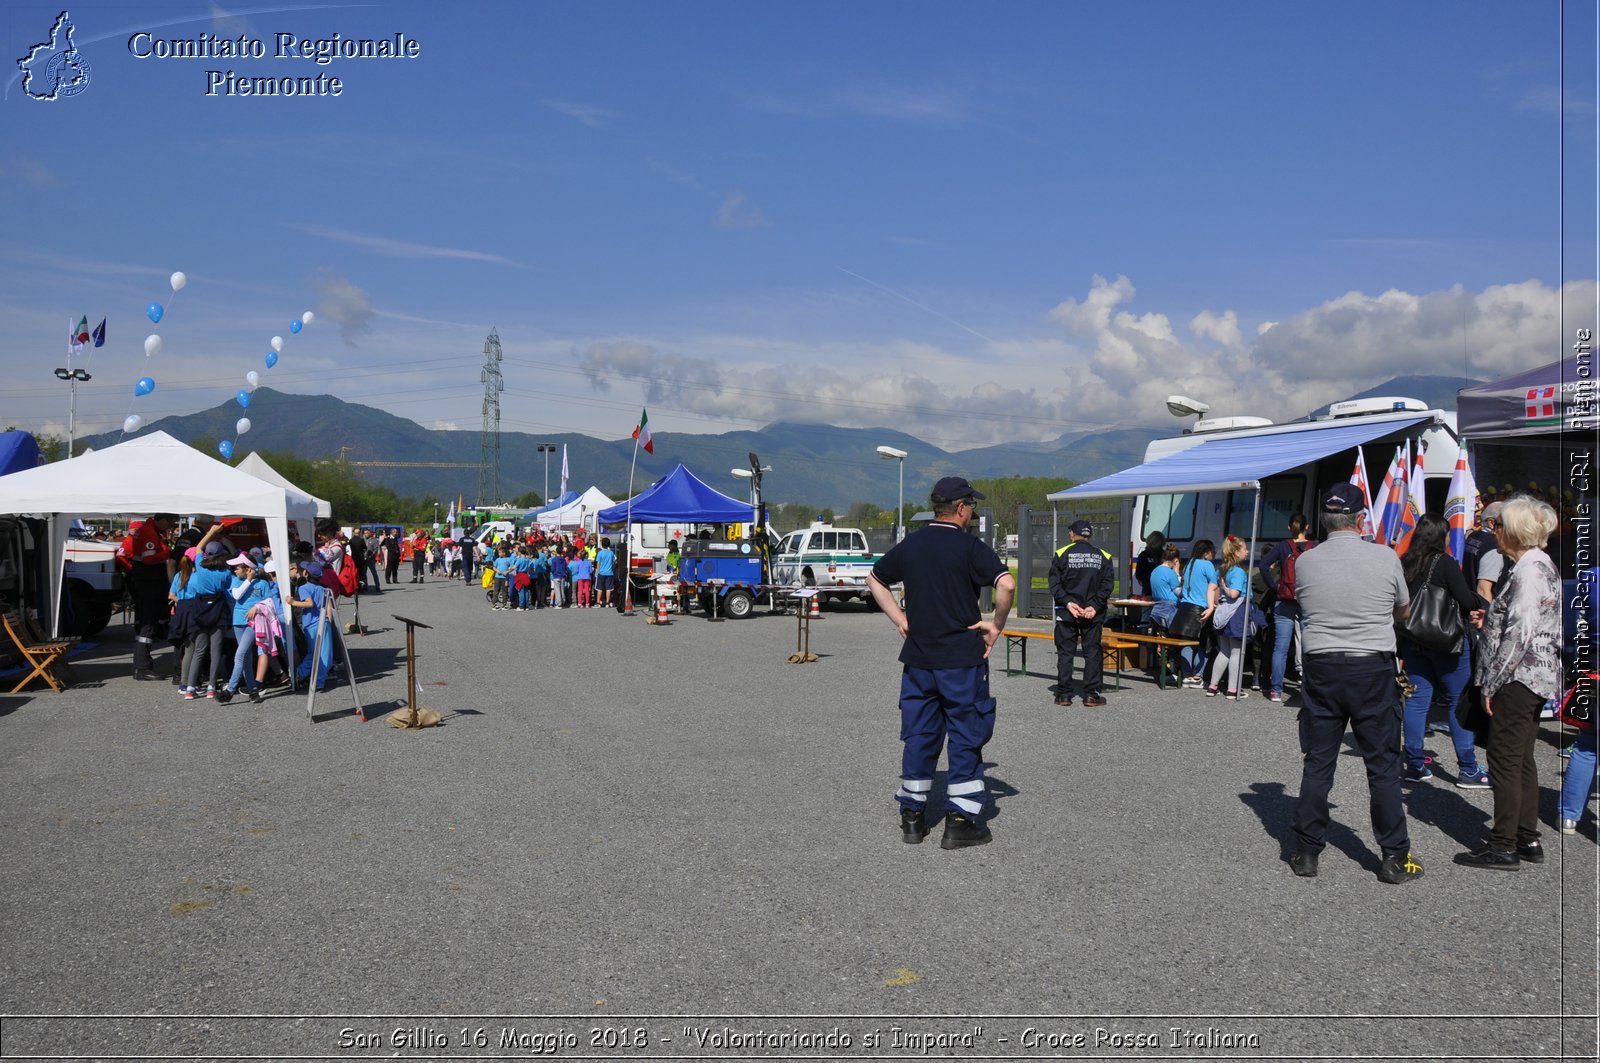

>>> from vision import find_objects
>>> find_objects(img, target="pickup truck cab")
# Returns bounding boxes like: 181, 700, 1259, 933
771, 524, 878, 607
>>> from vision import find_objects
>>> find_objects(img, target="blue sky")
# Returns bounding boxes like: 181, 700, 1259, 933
1, 0, 1594, 454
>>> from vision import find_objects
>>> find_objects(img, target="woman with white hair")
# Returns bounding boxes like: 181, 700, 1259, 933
1455, 493, 1563, 870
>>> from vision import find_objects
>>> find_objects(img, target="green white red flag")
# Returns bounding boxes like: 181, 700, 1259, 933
633, 408, 654, 454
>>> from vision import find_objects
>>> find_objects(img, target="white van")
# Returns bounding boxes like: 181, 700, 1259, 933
771, 524, 878, 606
1126, 397, 1460, 565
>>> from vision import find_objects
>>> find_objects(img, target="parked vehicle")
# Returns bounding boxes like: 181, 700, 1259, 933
770, 524, 880, 607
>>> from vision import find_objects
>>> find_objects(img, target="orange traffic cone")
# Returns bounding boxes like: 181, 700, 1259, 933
655, 594, 670, 625
808, 594, 821, 620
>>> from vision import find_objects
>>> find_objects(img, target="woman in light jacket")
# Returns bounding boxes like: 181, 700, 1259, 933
1455, 494, 1562, 870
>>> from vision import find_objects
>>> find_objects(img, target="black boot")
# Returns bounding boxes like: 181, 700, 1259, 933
939, 811, 992, 850
900, 807, 927, 844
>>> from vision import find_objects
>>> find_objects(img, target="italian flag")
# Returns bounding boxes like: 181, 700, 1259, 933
632, 408, 654, 454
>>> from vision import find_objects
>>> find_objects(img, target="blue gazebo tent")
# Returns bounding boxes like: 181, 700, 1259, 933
596, 464, 752, 525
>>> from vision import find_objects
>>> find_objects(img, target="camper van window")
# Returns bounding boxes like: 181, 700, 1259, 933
1226, 476, 1305, 540
1142, 492, 1198, 543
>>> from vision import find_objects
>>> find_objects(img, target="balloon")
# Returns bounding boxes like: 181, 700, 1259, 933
134, 376, 155, 397
236, 417, 251, 435
264, 350, 278, 369
146, 302, 164, 324
123, 414, 142, 433
170, 271, 187, 292
290, 320, 302, 334
301, 311, 314, 325
236, 389, 252, 409
245, 370, 260, 389
143, 334, 162, 356
270, 336, 284, 352
218, 440, 233, 461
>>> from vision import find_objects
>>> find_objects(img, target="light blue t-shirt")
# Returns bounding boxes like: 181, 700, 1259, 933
596, 548, 616, 577
1180, 558, 1217, 607
1151, 564, 1181, 604
230, 575, 273, 626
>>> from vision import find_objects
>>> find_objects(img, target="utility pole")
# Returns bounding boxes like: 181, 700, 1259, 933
478, 327, 503, 507
537, 442, 557, 505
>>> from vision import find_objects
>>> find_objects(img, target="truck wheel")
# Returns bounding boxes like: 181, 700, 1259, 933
723, 589, 754, 619
800, 568, 816, 587
62, 579, 111, 637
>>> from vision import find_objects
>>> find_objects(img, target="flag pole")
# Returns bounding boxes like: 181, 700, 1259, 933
624, 425, 640, 614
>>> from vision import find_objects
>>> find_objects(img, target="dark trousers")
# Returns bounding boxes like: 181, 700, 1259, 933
897, 665, 997, 820
386, 559, 400, 583
1052, 618, 1103, 697
128, 565, 169, 671
1293, 652, 1410, 855
1485, 680, 1543, 851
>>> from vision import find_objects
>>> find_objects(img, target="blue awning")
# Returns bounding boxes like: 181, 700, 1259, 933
1048, 414, 1434, 501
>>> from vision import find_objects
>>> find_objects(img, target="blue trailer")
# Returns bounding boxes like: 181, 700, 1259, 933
676, 539, 767, 619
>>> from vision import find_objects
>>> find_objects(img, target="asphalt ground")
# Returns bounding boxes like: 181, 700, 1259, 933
1, 576, 1595, 1062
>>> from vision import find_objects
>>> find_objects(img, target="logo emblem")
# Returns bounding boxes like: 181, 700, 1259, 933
17, 11, 91, 101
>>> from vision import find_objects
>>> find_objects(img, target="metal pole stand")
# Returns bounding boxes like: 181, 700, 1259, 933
387, 614, 440, 729
304, 598, 367, 721
788, 590, 818, 663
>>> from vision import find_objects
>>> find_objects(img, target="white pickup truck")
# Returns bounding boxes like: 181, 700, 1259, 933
770, 524, 880, 607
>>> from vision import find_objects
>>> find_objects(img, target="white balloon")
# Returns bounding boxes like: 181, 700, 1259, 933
270, 336, 284, 352
245, 370, 260, 389
123, 414, 142, 433
143, 334, 162, 356
236, 417, 251, 435
301, 311, 314, 325
170, 271, 187, 292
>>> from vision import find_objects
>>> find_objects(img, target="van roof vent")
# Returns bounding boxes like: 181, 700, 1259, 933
1327, 396, 1428, 419
1191, 415, 1275, 434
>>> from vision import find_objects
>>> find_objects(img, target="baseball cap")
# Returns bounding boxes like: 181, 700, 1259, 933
262, 559, 277, 575
202, 541, 227, 558
932, 476, 986, 502
226, 552, 253, 567
183, 547, 199, 562
1321, 482, 1366, 514
1480, 501, 1504, 524
1069, 519, 1093, 536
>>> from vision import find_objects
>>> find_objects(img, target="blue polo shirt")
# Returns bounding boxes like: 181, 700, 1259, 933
1180, 558, 1217, 607
870, 521, 1007, 670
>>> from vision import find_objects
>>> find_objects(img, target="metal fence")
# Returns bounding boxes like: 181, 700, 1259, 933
1014, 500, 1131, 620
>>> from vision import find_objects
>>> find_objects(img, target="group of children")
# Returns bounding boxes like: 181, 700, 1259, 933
486, 535, 619, 611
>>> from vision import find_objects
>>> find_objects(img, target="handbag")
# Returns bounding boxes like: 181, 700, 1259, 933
191, 590, 228, 631
1213, 596, 1243, 632
1168, 562, 1206, 639
1226, 601, 1266, 640
1400, 556, 1465, 654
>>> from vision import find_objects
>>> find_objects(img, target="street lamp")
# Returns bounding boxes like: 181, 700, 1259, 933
876, 445, 907, 542
536, 443, 557, 505
53, 367, 92, 453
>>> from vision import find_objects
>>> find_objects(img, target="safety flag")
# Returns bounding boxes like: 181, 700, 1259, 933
91, 318, 106, 348
559, 443, 569, 500
1375, 443, 1408, 546
1443, 451, 1477, 562
633, 408, 654, 455
1392, 444, 1426, 554
1349, 449, 1375, 528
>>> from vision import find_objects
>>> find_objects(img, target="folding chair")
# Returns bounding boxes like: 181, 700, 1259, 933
3, 610, 73, 693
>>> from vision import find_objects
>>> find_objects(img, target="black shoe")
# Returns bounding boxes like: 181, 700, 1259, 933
1377, 849, 1426, 883
247, 688, 263, 704
1053, 696, 1073, 707
132, 669, 167, 682
940, 811, 992, 850
1516, 840, 1545, 864
214, 687, 235, 704
900, 807, 927, 844
1081, 694, 1107, 708
1289, 849, 1319, 877
1453, 846, 1520, 871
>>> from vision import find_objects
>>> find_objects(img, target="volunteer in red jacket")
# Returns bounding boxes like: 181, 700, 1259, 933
117, 512, 177, 680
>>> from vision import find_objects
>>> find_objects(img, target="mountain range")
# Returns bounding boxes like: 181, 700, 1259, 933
79, 374, 1477, 509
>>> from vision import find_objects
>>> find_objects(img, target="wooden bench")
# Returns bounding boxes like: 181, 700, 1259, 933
1002, 628, 1140, 691
1107, 630, 1199, 689
3, 610, 75, 693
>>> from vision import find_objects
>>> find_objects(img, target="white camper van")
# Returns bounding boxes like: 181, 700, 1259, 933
1050, 397, 1460, 570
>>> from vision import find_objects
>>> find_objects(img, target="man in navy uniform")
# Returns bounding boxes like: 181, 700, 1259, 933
1048, 519, 1115, 707
867, 476, 1015, 849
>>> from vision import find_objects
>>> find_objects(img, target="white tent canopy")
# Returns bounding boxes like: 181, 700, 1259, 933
0, 432, 313, 668
533, 485, 615, 531
237, 451, 332, 538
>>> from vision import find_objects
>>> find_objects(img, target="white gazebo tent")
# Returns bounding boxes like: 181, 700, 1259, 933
0, 433, 315, 672
237, 451, 332, 539
534, 485, 615, 532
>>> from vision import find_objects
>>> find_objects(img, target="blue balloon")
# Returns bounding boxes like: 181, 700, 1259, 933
290, 319, 302, 334
134, 376, 155, 397
147, 302, 164, 324
236, 389, 251, 409
218, 440, 234, 461
265, 350, 278, 369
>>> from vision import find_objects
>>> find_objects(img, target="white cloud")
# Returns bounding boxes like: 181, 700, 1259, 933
1190, 308, 1244, 351
540, 98, 618, 128
715, 192, 767, 229
310, 268, 374, 346
296, 224, 520, 267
